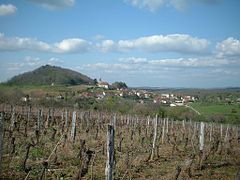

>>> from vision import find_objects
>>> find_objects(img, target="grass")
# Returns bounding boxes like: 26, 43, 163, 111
0, 84, 68, 91
190, 102, 240, 124
191, 102, 240, 116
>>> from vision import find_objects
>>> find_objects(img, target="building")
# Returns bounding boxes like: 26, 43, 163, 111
161, 94, 170, 99
98, 81, 109, 89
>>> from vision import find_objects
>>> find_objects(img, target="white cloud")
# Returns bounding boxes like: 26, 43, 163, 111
26, 0, 75, 9
97, 34, 210, 54
127, 0, 165, 12
5, 56, 64, 72
47, 57, 64, 65
96, 40, 115, 53
119, 57, 147, 63
0, 33, 89, 54
211, 68, 239, 75
216, 37, 240, 57
148, 57, 230, 67
4, 33, 240, 57
170, 0, 189, 11
0, 33, 51, 52
119, 56, 231, 68
7, 63, 24, 71
6, 56, 43, 71
93, 35, 106, 41
77, 54, 239, 87
79, 54, 239, 79
24, 56, 41, 66
126, 0, 221, 12
0, 33, 210, 54
54, 38, 89, 53
0, 4, 17, 16
82, 63, 133, 72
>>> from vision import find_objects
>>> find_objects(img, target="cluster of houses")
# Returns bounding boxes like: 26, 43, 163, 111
153, 93, 197, 106
77, 83, 198, 106
19, 79, 240, 108
20, 79, 198, 107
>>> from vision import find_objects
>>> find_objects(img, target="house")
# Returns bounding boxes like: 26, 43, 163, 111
161, 100, 167, 104
119, 91, 127, 97
175, 100, 184, 106
98, 81, 109, 89
170, 103, 177, 107
136, 92, 141, 97
161, 94, 170, 99
144, 93, 151, 99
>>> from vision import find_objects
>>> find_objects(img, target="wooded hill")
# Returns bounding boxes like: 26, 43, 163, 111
5, 65, 94, 86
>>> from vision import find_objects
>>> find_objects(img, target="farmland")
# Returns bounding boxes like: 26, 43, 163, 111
0, 104, 240, 179
191, 102, 240, 116
0, 83, 240, 179
190, 102, 240, 124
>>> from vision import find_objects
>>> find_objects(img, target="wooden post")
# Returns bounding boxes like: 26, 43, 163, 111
199, 122, 205, 151
0, 112, 4, 176
24, 108, 30, 137
150, 115, 158, 160
71, 111, 76, 142
46, 108, 51, 128
111, 114, 116, 130
147, 116, 150, 126
11, 106, 15, 128
182, 120, 185, 130
224, 124, 229, 142
65, 110, 68, 129
162, 118, 165, 144
220, 124, 223, 139
166, 118, 169, 134
209, 123, 213, 142
192, 122, 196, 141
61, 111, 64, 121
37, 109, 42, 131
188, 120, 192, 139
105, 124, 115, 180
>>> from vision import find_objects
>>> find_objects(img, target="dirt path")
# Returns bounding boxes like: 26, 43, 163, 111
185, 105, 201, 115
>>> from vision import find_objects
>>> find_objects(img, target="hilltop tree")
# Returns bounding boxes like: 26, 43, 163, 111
93, 78, 98, 85
112, 82, 128, 90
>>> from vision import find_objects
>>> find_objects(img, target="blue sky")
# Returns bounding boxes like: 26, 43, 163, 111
0, 0, 240, 88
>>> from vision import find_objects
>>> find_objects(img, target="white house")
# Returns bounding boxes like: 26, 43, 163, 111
161, 94, 170, 99
98, 82, 109, 89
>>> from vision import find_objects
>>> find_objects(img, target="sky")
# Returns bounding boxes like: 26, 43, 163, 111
0, 0, 240, 88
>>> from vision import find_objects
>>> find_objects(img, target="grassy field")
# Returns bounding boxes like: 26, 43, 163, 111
191, 102, 240, 115
190, 102, 240, 124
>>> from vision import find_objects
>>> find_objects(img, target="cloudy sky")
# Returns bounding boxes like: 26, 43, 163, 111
0, 0, 240, 88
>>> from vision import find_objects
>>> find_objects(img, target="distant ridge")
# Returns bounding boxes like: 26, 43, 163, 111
5, 65, 94, 86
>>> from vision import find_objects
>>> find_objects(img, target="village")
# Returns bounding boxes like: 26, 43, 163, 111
71, 80, 198, 107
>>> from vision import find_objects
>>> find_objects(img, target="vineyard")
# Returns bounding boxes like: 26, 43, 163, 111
0, 104, 240, 179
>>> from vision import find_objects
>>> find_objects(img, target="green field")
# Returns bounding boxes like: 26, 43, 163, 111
191, 102, 240, 124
